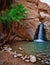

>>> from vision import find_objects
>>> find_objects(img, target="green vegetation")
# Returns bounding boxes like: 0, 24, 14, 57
1, 3, 27, 27
0, 3, 28, 43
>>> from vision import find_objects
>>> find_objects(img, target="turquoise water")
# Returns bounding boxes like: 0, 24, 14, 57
11, 41, 50, 55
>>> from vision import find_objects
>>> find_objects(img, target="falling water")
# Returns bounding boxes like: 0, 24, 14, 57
34, 22, 47, 42
38, 23, 44, 39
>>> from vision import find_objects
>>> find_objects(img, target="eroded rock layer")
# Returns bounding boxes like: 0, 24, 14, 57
0, 0, 50, 41
13, 0, 50, 41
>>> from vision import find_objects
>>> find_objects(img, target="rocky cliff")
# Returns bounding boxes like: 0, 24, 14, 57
0, 0, 50, 41
13, 0, 50, 41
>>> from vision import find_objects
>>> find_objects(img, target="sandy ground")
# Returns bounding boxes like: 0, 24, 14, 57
0, 51, 43, 65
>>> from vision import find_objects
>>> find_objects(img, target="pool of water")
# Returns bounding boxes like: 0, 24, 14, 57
10, 41, 50, 55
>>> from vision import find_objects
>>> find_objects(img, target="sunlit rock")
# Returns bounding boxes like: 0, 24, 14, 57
17, 53, 22, 57
25, 59, 30, 62
30, 55, 36, 63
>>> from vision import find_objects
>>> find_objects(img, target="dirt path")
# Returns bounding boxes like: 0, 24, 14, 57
0, 51, 43, 65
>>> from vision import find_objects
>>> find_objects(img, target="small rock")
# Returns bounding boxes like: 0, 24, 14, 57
9, 51, 13, 54
41, 60, 45, 64
13, 55, 17, 58
30, 55, 36, 63
3, 47, 8, 50
47, 59, 50, 62
37, 57, 42, 61
21, 56, 25, 60
21, 55, 29, 60
8, 48, 12, 51
41, 59, 50, 65
24, 55, 28, 59
18, 47, 23, 51
17, 53, 22, 57
44, 60, 50, 65
12, 51, 17, 55
25, 59, 30, 63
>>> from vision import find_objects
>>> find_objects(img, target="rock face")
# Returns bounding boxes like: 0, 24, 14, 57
0, 0, 50, 41
14, 0, 50, 41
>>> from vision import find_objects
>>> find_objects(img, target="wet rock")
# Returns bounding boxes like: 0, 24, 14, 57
30, 55, 36, 63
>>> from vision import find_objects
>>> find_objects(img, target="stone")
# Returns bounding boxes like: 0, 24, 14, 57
13, 55, 17, 58
44, 60, 50, 65
21, 56, 25, 60
17, 53, 22, 57
25, 59, 30, 63
21, 55, 29, 60
24, 55, 28, 59
3, 47, 8, 51
12, 51, 17, 55
30, 55, 36, 63
8, 48, 12, 51
18, 47, 23, 51
37, 57, 42, 61
41, 60, 45, 64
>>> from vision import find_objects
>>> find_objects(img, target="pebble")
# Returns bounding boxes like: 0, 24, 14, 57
21, 56, 25, 60
25, 59, 30, 63
8, 48, 12, 51
30, 55, 36, 63
37, 57, 41, 61
24, 55, 28, 59
12, 51, 17, 55
18, 47, 23, 51
14, 55, 17, 58
21, 55, 29, 60
41, 60, 44, 64
17, 53, 22, 57
3, 47, 8, 50
44, 61, 50, 65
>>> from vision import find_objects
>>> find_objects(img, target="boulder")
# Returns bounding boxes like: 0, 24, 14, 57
30, 55, 36, 63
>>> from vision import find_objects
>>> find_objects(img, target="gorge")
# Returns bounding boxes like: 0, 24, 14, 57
0, 0, 50, 41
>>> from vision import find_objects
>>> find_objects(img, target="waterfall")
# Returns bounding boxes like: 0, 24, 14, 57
34, 22, 47, 42
38, 23, 44, 40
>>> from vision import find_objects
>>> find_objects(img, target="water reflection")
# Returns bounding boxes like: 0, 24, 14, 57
11, 41, 50, 55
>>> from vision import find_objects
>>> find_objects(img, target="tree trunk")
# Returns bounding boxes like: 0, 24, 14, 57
0, 0, 13, 10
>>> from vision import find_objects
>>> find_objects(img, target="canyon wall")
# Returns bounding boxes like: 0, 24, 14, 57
0, 0, 50, 41
14, 0, 50, 41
